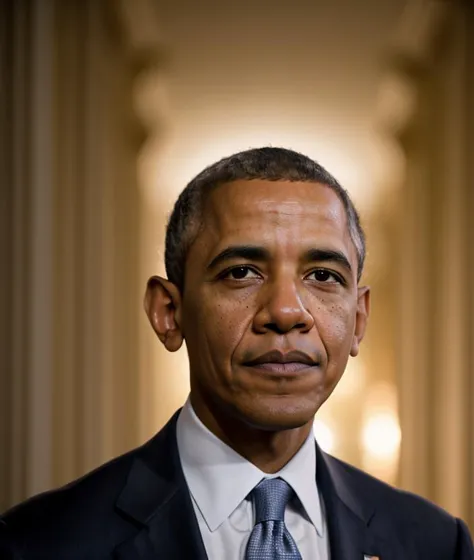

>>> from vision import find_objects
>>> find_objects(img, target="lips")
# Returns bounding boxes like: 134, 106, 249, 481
243, 350, 318, 374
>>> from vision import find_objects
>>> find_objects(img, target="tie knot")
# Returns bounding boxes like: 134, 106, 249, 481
252, 478, 294, 523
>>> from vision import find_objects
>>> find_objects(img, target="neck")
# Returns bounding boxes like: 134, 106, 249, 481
190, 394, 313, 473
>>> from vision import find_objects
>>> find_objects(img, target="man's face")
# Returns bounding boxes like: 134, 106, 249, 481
180, 179, 368, 431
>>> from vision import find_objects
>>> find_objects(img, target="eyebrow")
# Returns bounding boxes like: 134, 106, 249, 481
206, 245, 352, 274
303, 248, 353, 274
207, 245, 271, 270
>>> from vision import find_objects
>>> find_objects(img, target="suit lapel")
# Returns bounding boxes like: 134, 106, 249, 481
317, 447, 369, 560
317, 445, 416, 560
113, 412, 208, 560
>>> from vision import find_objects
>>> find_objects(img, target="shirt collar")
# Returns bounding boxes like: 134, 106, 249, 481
276, 424, 324, 535
176, 398, 324, 536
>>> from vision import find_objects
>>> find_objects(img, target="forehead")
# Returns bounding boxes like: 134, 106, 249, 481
202, 179, 352, 248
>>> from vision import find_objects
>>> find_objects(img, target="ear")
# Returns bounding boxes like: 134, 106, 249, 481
144, 276, 184, 352
350, 285, 370, 357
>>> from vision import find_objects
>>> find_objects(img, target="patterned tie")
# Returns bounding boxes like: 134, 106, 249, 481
246, 477, 303, 559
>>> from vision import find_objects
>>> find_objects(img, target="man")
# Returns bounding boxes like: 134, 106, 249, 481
1, 147, 472, 559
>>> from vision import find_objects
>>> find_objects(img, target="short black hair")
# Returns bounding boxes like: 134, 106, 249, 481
165, 147, 366, 292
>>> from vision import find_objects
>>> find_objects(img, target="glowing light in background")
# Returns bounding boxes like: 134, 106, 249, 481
313, 419, 336, 454
152, 113, 376, 211
360, 382, 401, 483
164, 134, 360, 198
362, 412, 401, 459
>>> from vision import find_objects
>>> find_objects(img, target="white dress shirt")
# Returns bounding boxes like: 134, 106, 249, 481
176, 398, 330, 560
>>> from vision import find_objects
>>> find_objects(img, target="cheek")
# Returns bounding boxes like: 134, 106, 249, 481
314, 299, 356, 362
183, 290, 252, 363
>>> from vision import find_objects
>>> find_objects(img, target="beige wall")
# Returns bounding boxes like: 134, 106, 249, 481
378, 0, 474, 528
0, 0, 164, 511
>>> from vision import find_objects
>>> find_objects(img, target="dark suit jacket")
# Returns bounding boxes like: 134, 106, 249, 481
1, 410, 473, 559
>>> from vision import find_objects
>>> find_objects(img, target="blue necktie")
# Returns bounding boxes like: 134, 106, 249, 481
246, 477, 303, 559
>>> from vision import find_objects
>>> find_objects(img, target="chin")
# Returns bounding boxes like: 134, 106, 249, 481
236, 394, 320, 432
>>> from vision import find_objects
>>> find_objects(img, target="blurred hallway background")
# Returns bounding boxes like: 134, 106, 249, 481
1, 0, 472, 530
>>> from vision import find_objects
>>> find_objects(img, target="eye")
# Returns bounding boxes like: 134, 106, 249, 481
222, 266, 261, 280
306, 268, 343, 284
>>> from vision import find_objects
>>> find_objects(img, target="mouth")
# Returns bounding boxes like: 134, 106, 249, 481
243, 350, 319, 375
247, 362, 315, 374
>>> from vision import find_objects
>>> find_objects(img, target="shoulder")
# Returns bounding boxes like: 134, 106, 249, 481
330, 454, 448, 517
0, 412, 181, 558
325, 453, 473, 554
0, 445, 141, 558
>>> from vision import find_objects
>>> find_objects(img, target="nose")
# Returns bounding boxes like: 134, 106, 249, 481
253, 277, 314, 335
